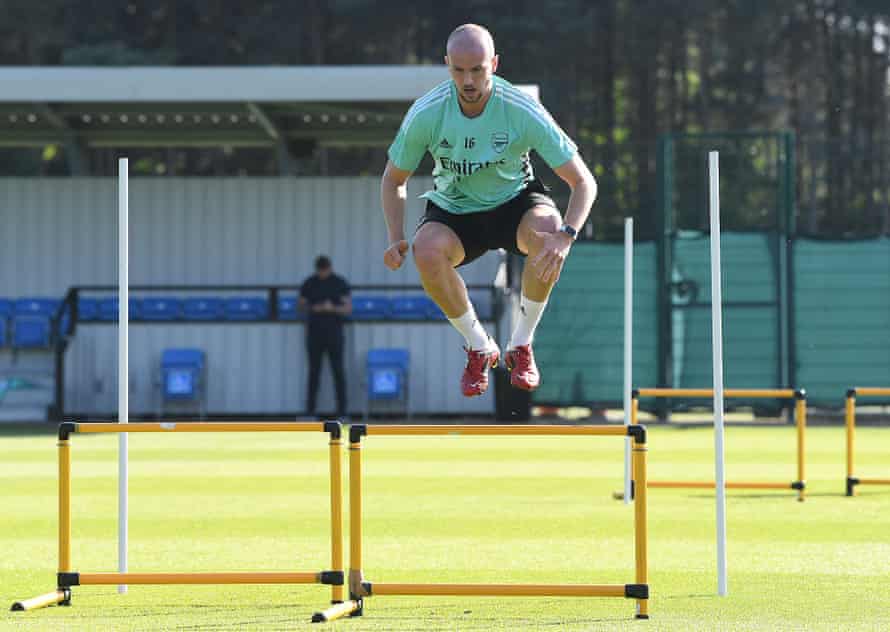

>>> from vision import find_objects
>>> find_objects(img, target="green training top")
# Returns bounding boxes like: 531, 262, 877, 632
387, 75, 577, 214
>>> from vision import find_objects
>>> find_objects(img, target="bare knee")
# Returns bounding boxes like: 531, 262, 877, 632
519, 210, 562, 255
413, 225, 463, 272
412, 238, 451, 274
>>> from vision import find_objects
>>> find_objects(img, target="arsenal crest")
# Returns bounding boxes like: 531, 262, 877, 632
491, 132, 509, 154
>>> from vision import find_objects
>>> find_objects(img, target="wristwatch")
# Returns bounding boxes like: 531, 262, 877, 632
559, 224, 578, 241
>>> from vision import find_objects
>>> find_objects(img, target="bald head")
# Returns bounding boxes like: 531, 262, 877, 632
446, 24, 496, 58
444, 24, 499, 112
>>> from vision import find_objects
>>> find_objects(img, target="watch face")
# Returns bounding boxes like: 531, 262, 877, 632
561, 225, 577, 239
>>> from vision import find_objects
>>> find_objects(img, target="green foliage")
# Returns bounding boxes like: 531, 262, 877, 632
0, 0, 888, 236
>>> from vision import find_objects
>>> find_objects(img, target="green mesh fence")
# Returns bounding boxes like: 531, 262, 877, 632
794, 238, 890, 405
535, 131, 888, 410
671, 232, 782, 396
534, 242, 657, 405
536, 235, 890, 409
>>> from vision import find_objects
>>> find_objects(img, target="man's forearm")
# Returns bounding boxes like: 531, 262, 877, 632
563, 177, 597, 233
381, 178, 408, 243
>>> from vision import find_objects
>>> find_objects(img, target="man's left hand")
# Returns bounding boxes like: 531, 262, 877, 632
530, 231, 573, 284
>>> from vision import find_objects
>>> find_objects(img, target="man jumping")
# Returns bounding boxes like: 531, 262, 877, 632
380, 23, 597, 397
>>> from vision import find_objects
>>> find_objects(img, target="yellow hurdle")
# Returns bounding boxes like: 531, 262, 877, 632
12, 420, 357, 623
313, 423, 650, 622
845, 387, 890, 496
364, 424, 627, 436
76, 572, 323, 585
370, 583, 628, 597
76, 421, 325, 434
632, 388, 807, 501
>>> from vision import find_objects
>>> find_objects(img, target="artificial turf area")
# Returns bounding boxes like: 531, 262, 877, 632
1, 423, 889, 631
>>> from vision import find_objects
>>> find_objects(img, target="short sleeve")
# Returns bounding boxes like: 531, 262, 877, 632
387, 108, 430, 172
525, 104, 577, 169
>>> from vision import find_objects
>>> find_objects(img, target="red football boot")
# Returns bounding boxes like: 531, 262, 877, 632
461, 343, 500, 397
505, 344, 540, 391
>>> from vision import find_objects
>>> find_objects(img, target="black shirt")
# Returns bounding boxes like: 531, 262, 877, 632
300, 273, 351, 337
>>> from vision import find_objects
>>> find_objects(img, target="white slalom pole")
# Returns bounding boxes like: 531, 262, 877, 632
623, 218, 633, 504
118, 157, 129, 594
708, 151, 728, 596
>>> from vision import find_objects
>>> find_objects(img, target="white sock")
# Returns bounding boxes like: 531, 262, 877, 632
448, 305, 491, 350
510, 295, 548, 349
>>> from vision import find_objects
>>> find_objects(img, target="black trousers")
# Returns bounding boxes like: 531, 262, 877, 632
306, 332, 347, 417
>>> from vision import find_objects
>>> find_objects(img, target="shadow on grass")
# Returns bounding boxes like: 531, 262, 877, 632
47, 601, 633, 631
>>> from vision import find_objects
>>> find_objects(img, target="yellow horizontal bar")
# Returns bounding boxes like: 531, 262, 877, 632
78, 571, 322, 585
364, 425, 627, 437
851, 387, 890, 397
371, 583, 628, 597
10, 590, 67, 612
637, 388, 796, 399
76, 422, 325, 434
856, 479, 890, 485
648, 481, 792, 490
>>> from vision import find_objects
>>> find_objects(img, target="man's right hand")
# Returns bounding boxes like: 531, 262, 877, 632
383, 239, 409, 270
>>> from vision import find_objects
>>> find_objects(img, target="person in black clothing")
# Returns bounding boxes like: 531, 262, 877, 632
299, 255, 352, 418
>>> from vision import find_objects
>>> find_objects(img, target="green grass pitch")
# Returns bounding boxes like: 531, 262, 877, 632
1, 423, 889, 630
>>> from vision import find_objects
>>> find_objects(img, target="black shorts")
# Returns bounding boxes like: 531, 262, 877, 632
417, 180, 558, 266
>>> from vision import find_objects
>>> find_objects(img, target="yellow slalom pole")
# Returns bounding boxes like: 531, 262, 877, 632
348, 432, 366, 599
59, 437, 71, 575
795, 396, 806, 502
632, 433, 649, 619
329, 433, 344, 604
846, 393, 856, 496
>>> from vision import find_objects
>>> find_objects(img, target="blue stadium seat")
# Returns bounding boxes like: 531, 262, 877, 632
224, 297, 269, 321
364, 348, 410, 420
141, 297, 182, 321
0, 299, 11, 347
77, 298, 100, 321
12, 297, 59, 348
351, 295, 391, 320
98, 298, 142, 321
159, 348, 206, 418
390, 295, 435, 320
14, 297, 59, 317
183, 297, 225, 321
13, 318, 51, 348
277, 295, 304, 321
